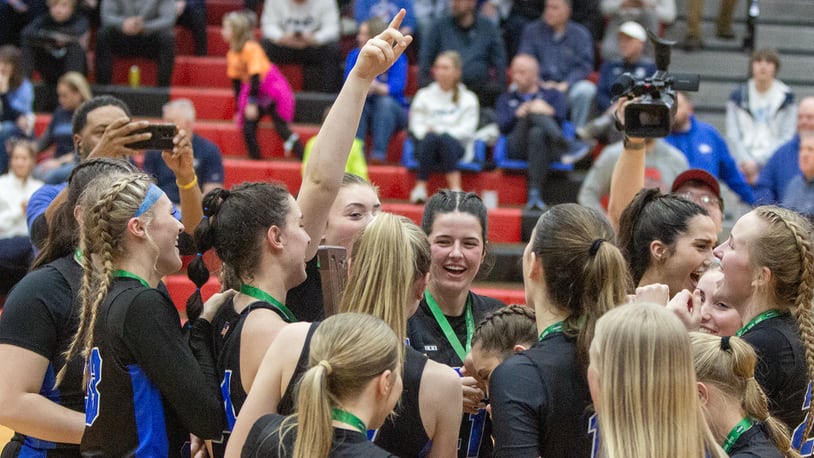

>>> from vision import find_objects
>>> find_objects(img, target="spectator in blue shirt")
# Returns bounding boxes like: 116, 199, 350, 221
518, 0, 596, 129
142, 99, 224, 204
344, 18, 408, 164
781, 132, 814, 218
665, 91, 755, 206
354, 0, 415, 35
754, 96, 814, 204
419, 0, 506, 108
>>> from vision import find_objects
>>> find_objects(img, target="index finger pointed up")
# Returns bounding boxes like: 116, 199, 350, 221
387, 8, 405, 31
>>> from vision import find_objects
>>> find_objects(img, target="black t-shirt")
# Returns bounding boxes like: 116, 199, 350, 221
729, 422, 784, 458
285, 256, 324, 323
0, 256, 84, 457
742, 314, 810, 436
211, 299, 289, 457
80, 278, 224, 457
489, 332, 593, 458
407, 291, 504, 458
374, 346, 431, 456
242, 413, 396, 457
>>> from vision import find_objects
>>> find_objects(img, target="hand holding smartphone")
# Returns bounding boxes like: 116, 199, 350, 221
125, 123, 178, 150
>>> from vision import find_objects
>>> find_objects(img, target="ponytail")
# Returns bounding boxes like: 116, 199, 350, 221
691, 333, 800, 457
291, 361, 334, 458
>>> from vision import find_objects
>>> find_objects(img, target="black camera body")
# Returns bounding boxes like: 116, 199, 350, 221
612, 31, 700, 137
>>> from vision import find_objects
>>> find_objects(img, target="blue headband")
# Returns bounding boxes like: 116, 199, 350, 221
134, 183, 165, 217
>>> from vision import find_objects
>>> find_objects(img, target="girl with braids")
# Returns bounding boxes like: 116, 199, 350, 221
407, 189, 505, 458
229, 213, 462, 457
60, 172, 226, 456
691, 333, 798, 457
711, 206, 814, 449
587, 303, 727, 458
488, 203, 630, 457
466, 305, 537, 397
617, 187, 718, 298
241, 313, 404, 457
0, 158, 134, 456
189, 13, 413, 455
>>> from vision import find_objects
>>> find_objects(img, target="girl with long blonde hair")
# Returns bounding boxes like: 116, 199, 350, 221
588, 302, 726, 458
241, 313, 403, 457
691, 332, 798, 457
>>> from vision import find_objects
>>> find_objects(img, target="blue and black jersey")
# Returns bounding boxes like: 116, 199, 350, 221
729, 422, 784, 458
80, 278, 224, 457
210, 298, 292, 457
407, 291, 504, 458
489, 331, 594, 458
0, 255, 84, 457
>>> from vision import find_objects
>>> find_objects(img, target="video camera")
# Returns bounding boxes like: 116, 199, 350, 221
611, 31, 700, 137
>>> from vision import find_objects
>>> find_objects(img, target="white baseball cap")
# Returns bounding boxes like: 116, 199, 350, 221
618, 21, 647, 42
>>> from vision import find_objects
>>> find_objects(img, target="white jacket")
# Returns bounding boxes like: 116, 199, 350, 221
409, 82, 480, 161
0, 173, 43, 239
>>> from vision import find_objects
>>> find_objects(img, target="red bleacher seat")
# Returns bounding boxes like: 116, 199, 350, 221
172, 56, 232, 89
194, 121, 319, 157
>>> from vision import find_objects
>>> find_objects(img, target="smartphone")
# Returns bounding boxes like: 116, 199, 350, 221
126, 123, 177, 150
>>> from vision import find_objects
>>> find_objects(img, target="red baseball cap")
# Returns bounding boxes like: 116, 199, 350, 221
671, 169, 721, 199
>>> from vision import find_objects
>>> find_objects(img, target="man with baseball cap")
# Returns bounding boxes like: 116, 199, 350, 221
671, 168, 725, 234
579, 21, 657, 144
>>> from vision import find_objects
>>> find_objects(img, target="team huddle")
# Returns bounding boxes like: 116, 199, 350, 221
1, 10, 813, 458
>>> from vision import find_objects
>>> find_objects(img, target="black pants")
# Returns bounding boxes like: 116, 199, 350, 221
262, 39, 342, 93
415, 133, 464, 180
94, 26, 175, 86
507, 114, 568, 194
243, 101, 295, 159
177, 4, 208, 56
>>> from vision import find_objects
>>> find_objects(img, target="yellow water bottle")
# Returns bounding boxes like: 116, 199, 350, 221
129, 65, 140, 88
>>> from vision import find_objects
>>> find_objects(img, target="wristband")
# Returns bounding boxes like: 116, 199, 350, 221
176, 175, 198, 190
623, 136, 646, 150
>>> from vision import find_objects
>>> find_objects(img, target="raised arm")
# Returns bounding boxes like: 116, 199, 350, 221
607, 99, 647, 232
298, 9, 412, 261
161, 129, 203, 236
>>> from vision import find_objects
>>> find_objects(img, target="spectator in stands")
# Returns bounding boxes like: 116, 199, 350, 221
94, 0, 176, 87
0, 139, 42, 294
24, 95, 196, 249
725, 48, 796, 184
20, 0, 88, 107
0, 45, 34, 175
496, 54, 569, 211
0, 0, 47, 47
670, 169, 725, 236
754, 96, 814, 204
355, 0, 415, 35
223, 10, 303, 160
680, 0, 736, 51
413, 0, 448, 45
578, 137, 687, 213
599, 0, 675, 61
419, 0, 506, 108
518, 0, 596, 129
578, 21, 656, 145
666, 91, 755, 206
261, 0, 343, 93
408, 51, 478, 203
780, 132, 814, 218
142, 99, 224, 205
34, 72, 91, 183
347, 18, 408, 165
174, 0, 207, 56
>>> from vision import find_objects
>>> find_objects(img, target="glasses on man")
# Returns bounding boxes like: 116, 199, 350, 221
675, 192, 722, 210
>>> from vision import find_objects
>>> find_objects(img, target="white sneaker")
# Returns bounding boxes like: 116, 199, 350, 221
409, 185, 428, 204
